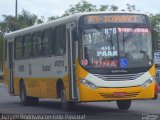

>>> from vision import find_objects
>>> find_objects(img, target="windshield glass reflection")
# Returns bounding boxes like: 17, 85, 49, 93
80, 27, 152, 68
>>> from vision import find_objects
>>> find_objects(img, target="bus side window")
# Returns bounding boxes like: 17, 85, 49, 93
32, 32, 42, 58
53, 25, 66, 56
42, 29, 53, 57
15, 36, 23, 60
23, 34, 32, 59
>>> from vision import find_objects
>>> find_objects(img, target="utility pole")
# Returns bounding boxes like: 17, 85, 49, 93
15, 0, 18, 19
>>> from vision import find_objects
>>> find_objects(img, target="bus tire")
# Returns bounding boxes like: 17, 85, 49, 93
20, 81, 39, 106
29, 97, 39, 105
60, 85, 74, 111
116, 100, 131, 110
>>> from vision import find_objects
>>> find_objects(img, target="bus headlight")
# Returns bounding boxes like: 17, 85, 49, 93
142, 77, 154, 88
80, 79, 97, 89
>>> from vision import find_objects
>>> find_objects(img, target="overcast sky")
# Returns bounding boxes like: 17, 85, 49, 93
0, 0, 160, 21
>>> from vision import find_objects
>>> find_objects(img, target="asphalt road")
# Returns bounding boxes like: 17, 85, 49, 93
0, 83, 160, 120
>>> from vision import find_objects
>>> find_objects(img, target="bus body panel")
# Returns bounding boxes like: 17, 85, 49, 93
78, 65, 156, 102
78, 81, 155, 101
13, 76, 68, 99
3, 63, 9, 85
77, 64, 156, 101
11, 54, 70, 99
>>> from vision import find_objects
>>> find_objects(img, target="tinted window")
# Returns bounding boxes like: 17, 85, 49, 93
32, 32, 42, 57
23, 34, 32, 59
15, 36, 23, 60
42, 29, 53, 56
54, 25, 66, 56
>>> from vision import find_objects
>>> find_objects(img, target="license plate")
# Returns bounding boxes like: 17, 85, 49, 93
113, 92, 126, 97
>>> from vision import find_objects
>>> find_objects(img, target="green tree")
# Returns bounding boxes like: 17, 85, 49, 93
36, 16, 45, 24
0, 9, 44, 34
0, 15, 20, 33
47, 16, 60, 21
109, 5, 118, 11
62, 0, 97, 17
150, 14, 160, 29
99, 5, 109, 11
126, 4, 136, 12
150, 14, 160, 49
18, 10, 38, 28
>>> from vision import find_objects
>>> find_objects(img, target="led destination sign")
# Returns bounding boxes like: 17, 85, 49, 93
84, 14, 146, 24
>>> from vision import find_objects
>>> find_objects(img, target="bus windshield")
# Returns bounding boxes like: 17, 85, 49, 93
80, 27, 152, 68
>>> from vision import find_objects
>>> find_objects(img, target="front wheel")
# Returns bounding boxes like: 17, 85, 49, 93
60, 86, 74, 111
20, 81, 39, 106
116, 100, 131, 110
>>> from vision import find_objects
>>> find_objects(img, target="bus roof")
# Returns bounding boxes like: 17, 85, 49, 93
4, 11, 149, 39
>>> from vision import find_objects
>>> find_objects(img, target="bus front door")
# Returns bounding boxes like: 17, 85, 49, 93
67, 23, 78, 100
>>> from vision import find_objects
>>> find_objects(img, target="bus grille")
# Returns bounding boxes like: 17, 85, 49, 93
93, 72, 144, 81
99, 92, 140, 98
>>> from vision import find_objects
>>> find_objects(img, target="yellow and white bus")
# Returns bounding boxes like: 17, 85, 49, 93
3, 12, 159, 111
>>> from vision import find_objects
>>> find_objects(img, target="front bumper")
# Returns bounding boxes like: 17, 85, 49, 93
78, 81, 155, 102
